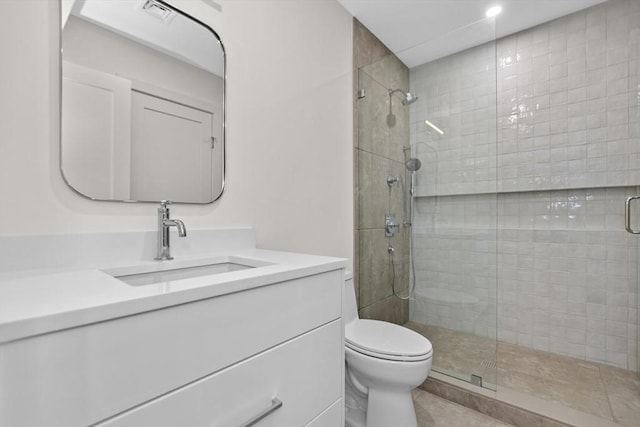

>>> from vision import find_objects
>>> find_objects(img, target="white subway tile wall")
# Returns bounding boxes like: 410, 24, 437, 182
410, 0, 639, 195
408, 0, 639, 371
410, 188, 639, 370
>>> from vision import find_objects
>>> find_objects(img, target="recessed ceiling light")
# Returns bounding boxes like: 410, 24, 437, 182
485, 5, 502, 18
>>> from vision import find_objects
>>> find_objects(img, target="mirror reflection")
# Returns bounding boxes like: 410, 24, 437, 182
61, 0, 225, 203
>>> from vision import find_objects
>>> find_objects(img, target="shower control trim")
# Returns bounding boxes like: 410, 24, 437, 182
386, 175, 399, 186
385, 213, 399, 237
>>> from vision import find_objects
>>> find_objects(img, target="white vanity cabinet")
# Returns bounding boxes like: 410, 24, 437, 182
97, 320, 342, 427
0, 269, 344, 427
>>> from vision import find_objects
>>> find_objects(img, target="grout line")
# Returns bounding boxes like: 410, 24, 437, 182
598, 364, 618, 424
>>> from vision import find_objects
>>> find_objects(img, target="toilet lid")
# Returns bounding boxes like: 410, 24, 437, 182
345, 320, 433, 361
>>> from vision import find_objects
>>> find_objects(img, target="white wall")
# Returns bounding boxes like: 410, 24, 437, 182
0, 0, 353, 265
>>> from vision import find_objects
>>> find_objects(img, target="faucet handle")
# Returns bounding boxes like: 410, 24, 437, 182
159, 200, 173, 211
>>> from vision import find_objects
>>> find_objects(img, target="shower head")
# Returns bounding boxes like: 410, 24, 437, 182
405, 157, 422, 172
401, 92, 418, 106
388, 88, 418, 106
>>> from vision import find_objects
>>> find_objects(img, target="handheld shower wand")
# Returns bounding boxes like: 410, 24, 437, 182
405, 157, 422, 195
390, 152, 423, 301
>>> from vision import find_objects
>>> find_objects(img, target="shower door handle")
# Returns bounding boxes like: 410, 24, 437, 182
625, 196, 640, 234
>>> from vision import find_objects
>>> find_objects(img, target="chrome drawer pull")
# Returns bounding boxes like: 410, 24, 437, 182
625, 196, 640, 234
240, 398, 283, 427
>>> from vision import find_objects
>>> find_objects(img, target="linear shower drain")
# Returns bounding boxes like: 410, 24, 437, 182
480, 359, 497, 369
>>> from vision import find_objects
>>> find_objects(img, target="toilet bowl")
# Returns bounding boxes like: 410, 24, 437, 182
344, 277, 432, 427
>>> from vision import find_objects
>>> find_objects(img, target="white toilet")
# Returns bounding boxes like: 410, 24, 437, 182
344, 277, 433, 427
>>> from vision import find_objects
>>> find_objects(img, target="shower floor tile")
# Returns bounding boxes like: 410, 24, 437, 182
404, 322, 496, 390
405, 322, 640, 427
406, 321, 498, 388
599, 365, 640, 427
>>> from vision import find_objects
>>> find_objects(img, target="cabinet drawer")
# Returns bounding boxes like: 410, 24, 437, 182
96, 320, 343, 427
0, 270, 342, 427
306, 398, 343, 427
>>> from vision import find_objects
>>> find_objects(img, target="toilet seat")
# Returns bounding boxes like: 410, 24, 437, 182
346, 319, 433, 362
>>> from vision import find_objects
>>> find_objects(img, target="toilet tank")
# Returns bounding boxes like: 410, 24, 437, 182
344, 276, 358, 325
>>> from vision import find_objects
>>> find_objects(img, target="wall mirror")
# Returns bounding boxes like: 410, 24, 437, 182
60, 0, 225, 203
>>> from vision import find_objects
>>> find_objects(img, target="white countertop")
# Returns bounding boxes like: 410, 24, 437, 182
0, 235, 346, 343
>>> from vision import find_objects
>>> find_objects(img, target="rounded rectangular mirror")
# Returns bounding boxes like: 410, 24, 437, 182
60, 0, 225, 204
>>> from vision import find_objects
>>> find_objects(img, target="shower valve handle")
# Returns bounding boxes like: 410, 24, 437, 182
385, 213, 399, 237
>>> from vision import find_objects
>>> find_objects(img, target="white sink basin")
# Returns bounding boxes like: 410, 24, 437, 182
104, 256, 272, 287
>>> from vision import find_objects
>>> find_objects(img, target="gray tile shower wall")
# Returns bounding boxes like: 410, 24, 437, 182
410, 0, 640, 195
354, 19, 410, 324
409, 0, 639, 371
411, 186, 639, 370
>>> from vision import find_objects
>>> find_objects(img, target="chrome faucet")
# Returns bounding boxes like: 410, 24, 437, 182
155, 200, 187, 261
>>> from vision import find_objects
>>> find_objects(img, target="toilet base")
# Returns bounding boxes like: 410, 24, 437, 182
367, 387, 418, 427
345, 407, 366, 427
345, 369, 418, 427
345, 370, 367, 427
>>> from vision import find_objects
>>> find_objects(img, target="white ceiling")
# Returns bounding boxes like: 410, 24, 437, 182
337, 0, 607, 68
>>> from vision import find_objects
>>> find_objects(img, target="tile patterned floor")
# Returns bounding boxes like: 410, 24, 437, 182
413, 389, 514, 427
406, 322, 499, 388
406, 322, 640, 427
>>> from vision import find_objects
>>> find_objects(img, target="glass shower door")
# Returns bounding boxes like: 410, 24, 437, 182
629, 191, 640, 373
405, 38, 499, 389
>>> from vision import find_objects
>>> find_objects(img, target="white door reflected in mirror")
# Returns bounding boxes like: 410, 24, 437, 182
60, 0, 225, 203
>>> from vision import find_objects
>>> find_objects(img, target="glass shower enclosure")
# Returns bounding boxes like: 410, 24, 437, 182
355, 1, 640, 406
405, 38, 500, 390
